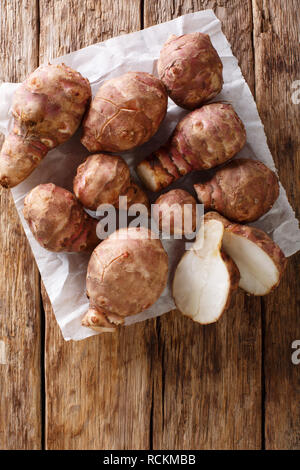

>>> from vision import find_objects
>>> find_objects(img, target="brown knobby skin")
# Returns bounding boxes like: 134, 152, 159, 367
117, 182, 150, 212
204, 211, 287, 295
158, 32, 223, 109
172, 218, 240, 324
194, 158, 279, 223
73, 153, 149, 212
153, 189, 197, 235
81, 71, 168, 153
136, 103, 246, 192
0, 64, 91, 188
82, 227, 168, 332
23, 183, 99, 252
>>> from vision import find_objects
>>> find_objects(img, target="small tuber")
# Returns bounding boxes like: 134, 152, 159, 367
23, 183, 99, 252
153, 189, 197, 236
82, 226, 168, 332
205, 212, 287, 295
173, 217, 240, 324
0, 63, 91, 188
194, 158, 279, 223
137, 103, 246, 192
73, 153, 149, 212
158, 32, 223, 109
81, 71, 168, 153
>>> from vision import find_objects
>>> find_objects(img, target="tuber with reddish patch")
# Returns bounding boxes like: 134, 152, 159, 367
73, 153, 149, 212
82, 227, 168, 332
81, 72, 168, 153
23, 183, 99, 252
158, 32, 223, 109
137, 103, 246, 192
0, 63, 91, 188
153, 189, 197, 236
194, 158, 279, 223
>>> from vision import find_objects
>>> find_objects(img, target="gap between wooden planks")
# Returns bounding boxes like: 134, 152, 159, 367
0, 0, 299, 450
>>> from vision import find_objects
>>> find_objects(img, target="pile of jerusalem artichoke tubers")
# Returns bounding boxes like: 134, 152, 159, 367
0, 32, 288, 332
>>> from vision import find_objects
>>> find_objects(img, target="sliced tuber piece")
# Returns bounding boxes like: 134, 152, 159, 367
73, 153, 149, 213
137, 103, 246, 192
158, 32, 223, 109
153, 189, 197, 236
194, 158, 279, 223
82, 227, 168, 333
173, 218, 240, 324
23, 183, 99, 252
0, 63, 91, 188
205, 212, 287, 295
81, 71, 168, 153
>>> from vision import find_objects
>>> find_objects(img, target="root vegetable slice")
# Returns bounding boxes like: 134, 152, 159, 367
205, 212, 287, 295
173, 219, 240, 324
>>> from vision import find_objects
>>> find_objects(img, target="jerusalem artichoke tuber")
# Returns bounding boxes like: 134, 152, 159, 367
81, 71, 168, 153
82, 227, 168, 332
173, 218, 240, 324
153, 189, 197, 236
136, 103, 246, 192
158, 32, 223, 109
23, 183, 99, 252
0, 63, 91, 188
73, 153, 149, 212
194, 158, 279, 223
205, 212, 287, 295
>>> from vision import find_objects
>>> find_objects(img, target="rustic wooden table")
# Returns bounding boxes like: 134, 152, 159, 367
0, 0, 299, 450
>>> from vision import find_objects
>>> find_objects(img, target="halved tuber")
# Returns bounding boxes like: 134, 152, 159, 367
158, 32, 223, 109
23, 183, 99, 252
0, 64, 91, 188
194, 158, 279, 223
153, 189, 197, 236
82, 227, 168, 332
81, 71, 168, 153
137, 103, 246, 192
173, 218, 240, 324
73, 153, 149, 212
205, 212, 287, 295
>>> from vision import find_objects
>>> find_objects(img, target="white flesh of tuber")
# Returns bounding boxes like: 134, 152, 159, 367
173, 219, 239, 324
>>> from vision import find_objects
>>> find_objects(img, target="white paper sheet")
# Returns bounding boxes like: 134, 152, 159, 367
0, 10, 299, 341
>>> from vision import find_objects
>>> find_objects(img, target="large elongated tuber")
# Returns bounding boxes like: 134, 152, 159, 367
205, 212, 287, 295
23, 183, 99, 252
82, 227, 168, 332
194, 158, 279, 223
0, 64, 91, 188
173, 217, 240, 324
73, 153, 149, 212
81, 72, 168, 153
158, 32, 223, 109
137, 103, 246, 192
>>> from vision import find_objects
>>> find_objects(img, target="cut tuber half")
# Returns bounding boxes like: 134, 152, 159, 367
173, 218, 240, 324
205, 212, 287, 295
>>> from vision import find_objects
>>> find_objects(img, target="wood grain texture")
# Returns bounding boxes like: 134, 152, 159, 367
39, 0, 141, 61
0, 0, 41, 450
39, 0, 156, 450
253, 0, 300, 450
144, 0, 262, 450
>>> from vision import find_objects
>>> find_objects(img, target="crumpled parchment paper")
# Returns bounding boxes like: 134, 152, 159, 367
0, 10, 299, 340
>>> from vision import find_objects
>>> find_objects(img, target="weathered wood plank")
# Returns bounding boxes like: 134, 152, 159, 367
39, 0, 156, 450
144, 0, 262, 449
0, 0, 41, 450
253, 0, 300, 450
